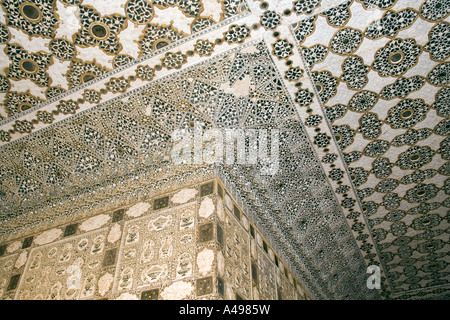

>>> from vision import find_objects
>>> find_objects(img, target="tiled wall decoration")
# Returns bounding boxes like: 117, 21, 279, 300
0, 179, 307, 300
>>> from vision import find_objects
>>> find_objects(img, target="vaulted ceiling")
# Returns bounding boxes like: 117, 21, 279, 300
0, 0, 449, 300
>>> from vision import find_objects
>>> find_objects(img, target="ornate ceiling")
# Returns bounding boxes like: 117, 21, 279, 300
0, 0, 449, 300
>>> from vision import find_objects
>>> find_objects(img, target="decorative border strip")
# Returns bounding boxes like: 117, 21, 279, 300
0, 11, 251, 127
0, 37, 263, 150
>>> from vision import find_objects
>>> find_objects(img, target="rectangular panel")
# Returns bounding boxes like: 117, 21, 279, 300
15, 228, 108, 300
113, 202, 199, 298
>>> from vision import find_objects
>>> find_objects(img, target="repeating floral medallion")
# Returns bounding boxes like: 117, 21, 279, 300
0, 0, 250, 122
292, 0, 449, 300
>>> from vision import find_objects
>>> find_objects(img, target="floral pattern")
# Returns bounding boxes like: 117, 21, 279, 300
332, 125, 355, 150
320, 1, 351, 27
36, 110, 54, 123
0, 0, 250, 119
420, 0, 450, 21
56, 100, 78, 115
365, 9, 418, 39
358, 112, 382, 140
194, 40, 214, 57
260, 10, 281, 30
371, 158, 393, 179
7, 44, 51, 86
2, 0, 57, 37
396, 146, 435, 169
136, 65, 155, 81
330, 28, 363, 55
272, 39, 293, 60
363, 140, 390, 157
427, 62, 450, 86
380, 76, 425, 100
391, 128, 432, 146
302, 44, 328, 68
292, 0, 321, 15
74, 6, 126, 54
161, 52, 187, 70
49, 38, 76, 61
348, 91, 378, 112
285, 67, 303, 81
311, 71, 337, 103
424, 22, 450, 61
385, 99, 429, 129
223, 24, 250, 44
